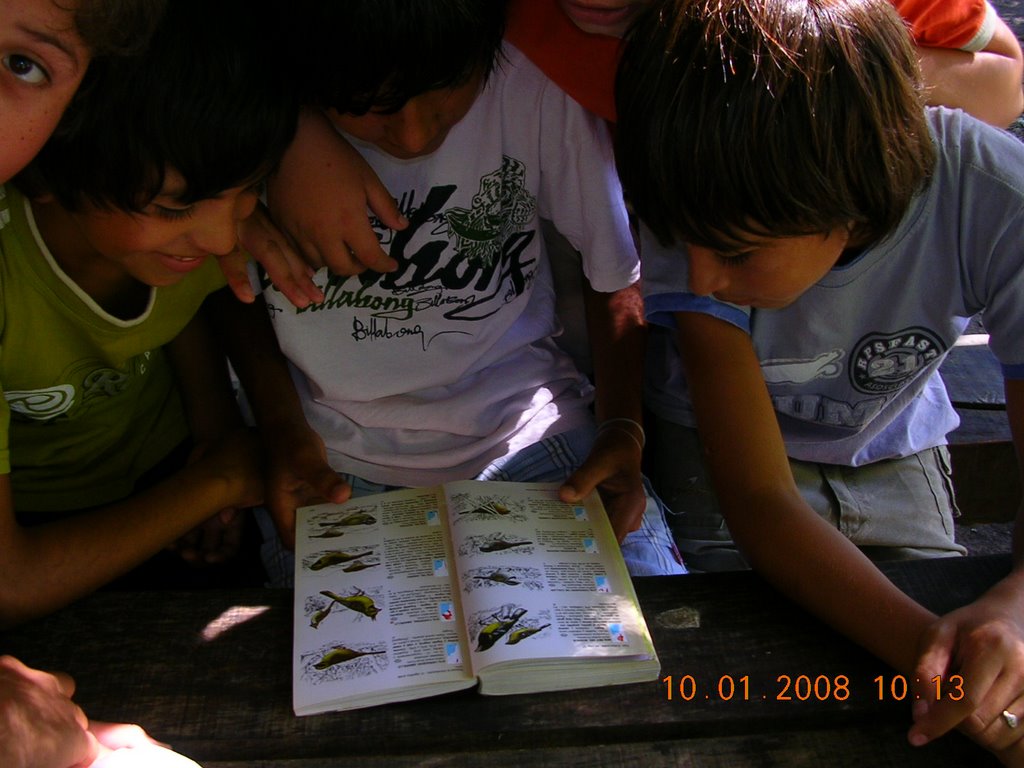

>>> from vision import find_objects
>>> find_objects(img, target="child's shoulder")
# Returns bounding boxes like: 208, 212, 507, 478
927, 106, 1024, 186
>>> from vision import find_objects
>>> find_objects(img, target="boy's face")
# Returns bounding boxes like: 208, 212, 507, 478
328, 70, 484, 160
685, 229, 851, 310
55, 170, 263, 288
557, 0, 649, 37
0, 0, 90, 183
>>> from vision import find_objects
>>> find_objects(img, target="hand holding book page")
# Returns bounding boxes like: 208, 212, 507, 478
292, 480, 659, 715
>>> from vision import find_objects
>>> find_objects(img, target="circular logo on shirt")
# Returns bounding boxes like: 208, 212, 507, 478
849, 328, 947, 395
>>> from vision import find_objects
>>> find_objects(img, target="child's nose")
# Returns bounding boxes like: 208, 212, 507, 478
188, 192, 257, 257
387, 100, 440, 155
687, 244, 729, 296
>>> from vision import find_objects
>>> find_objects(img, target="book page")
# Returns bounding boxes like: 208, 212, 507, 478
443, 481, 655, 675
292, 487, 473, 714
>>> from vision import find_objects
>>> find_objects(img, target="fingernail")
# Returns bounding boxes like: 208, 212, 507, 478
908, 732, 929, 747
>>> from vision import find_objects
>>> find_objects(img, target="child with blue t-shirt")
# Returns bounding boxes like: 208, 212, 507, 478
0, 0, 297, 627
218, 0, 685, 583
615, 0, 1024, 760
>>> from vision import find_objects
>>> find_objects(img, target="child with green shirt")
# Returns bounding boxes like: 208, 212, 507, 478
0, 0, 297, 628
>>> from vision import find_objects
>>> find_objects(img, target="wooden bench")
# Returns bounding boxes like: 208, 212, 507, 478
941, 323, 1020, 523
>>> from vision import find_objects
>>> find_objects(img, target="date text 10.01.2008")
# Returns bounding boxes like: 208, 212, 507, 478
662, 674, 965, 702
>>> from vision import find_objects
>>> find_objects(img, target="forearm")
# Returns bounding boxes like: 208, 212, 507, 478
206, 292, 307, 433
583, 282, 646, 424
1005, 378, 1024, 563
725, 490, 938, 672
917, 27, 1024, 127
0, 463, 251, 627
679, 312, 936, 672
165, 296, 243, 441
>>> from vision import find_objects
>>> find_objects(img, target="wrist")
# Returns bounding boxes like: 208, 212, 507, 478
597, 417, 645, 453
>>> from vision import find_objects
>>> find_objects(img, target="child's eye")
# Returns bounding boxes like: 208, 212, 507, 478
2, 54, 49, 85
152, 204, 195, 221
716, 250, 754, 266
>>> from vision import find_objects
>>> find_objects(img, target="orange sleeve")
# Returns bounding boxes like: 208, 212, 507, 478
504, 0, 620, 122
891, 0, 995, 51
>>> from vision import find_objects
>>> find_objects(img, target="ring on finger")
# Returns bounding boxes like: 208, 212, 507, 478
1003, 710, 1019, 729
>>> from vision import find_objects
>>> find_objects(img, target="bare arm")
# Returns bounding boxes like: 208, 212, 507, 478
918, 16, 1024, 127
675, 311, 936, 671
0, 429, 262, 627
163, 300, 250, 564
206, 292, 349, 550
164, 297, 242, 442
907, 377, 1024, 762
0, 291, 263, 626
560, 281, 648, 540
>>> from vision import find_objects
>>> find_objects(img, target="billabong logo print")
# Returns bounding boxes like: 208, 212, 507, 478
5, 385, 75, 420
850, 328, 946, 394
444, 156, 535, 268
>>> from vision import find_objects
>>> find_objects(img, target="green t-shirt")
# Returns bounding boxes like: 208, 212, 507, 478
0, 185, 226, 512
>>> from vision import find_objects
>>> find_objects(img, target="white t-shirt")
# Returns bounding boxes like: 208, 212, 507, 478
260, 44, 638, 485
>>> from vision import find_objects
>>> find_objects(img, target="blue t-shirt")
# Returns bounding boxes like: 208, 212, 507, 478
642, 107, 1024, 466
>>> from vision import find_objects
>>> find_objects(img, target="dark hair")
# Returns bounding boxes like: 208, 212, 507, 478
18, 0, 298, 212
615, 0, 935, 250
69, 0, 167, 57
290, 0, 508, 114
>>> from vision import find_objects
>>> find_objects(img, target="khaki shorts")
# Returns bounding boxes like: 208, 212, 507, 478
646, 418, 966, 572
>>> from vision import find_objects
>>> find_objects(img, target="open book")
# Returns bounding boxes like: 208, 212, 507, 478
292, 480, 659, 715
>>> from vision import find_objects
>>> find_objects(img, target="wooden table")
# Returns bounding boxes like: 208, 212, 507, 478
0, 555, 1012, 767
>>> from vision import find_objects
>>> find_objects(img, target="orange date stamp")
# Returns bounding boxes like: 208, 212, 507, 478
662, 674, 966, 702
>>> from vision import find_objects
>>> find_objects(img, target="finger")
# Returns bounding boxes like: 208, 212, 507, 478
216, 249, 255, 304
342, 229, 397, 275
316, 239, 372, 277
910, 641, 1002, 745
241, 209, 324, 308
559, 463, 604, 504
218, 506, 240, 525
907, 624, 963, 745
206, 512, 244, 563
294, 235, 327, 272
171, 529, 202, 561
602, 490, 647, 540
89, 721, 166, 750
52, 669, 77, 698
977, 693, 1024, 752
363, 176, 409, 233
260, 237, 323, 309
67, 730, 102, 768
306, 466, 352, 506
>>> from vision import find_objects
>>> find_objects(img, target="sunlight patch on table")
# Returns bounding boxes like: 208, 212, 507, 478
200, 605, 271, 642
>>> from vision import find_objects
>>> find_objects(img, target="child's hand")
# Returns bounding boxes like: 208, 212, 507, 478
265, 422, 351, 550
907, 573, 1024, 765
233, 207, 324, 308
167, 508, 245, 566
266, 109, 406, 279
559, 426, 646, 541
0, 657, 96, 768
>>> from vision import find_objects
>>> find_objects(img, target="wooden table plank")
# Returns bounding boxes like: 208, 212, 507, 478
0, 556, 1009, 765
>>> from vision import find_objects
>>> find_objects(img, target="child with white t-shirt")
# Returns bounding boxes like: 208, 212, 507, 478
217, 0, 686, 584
